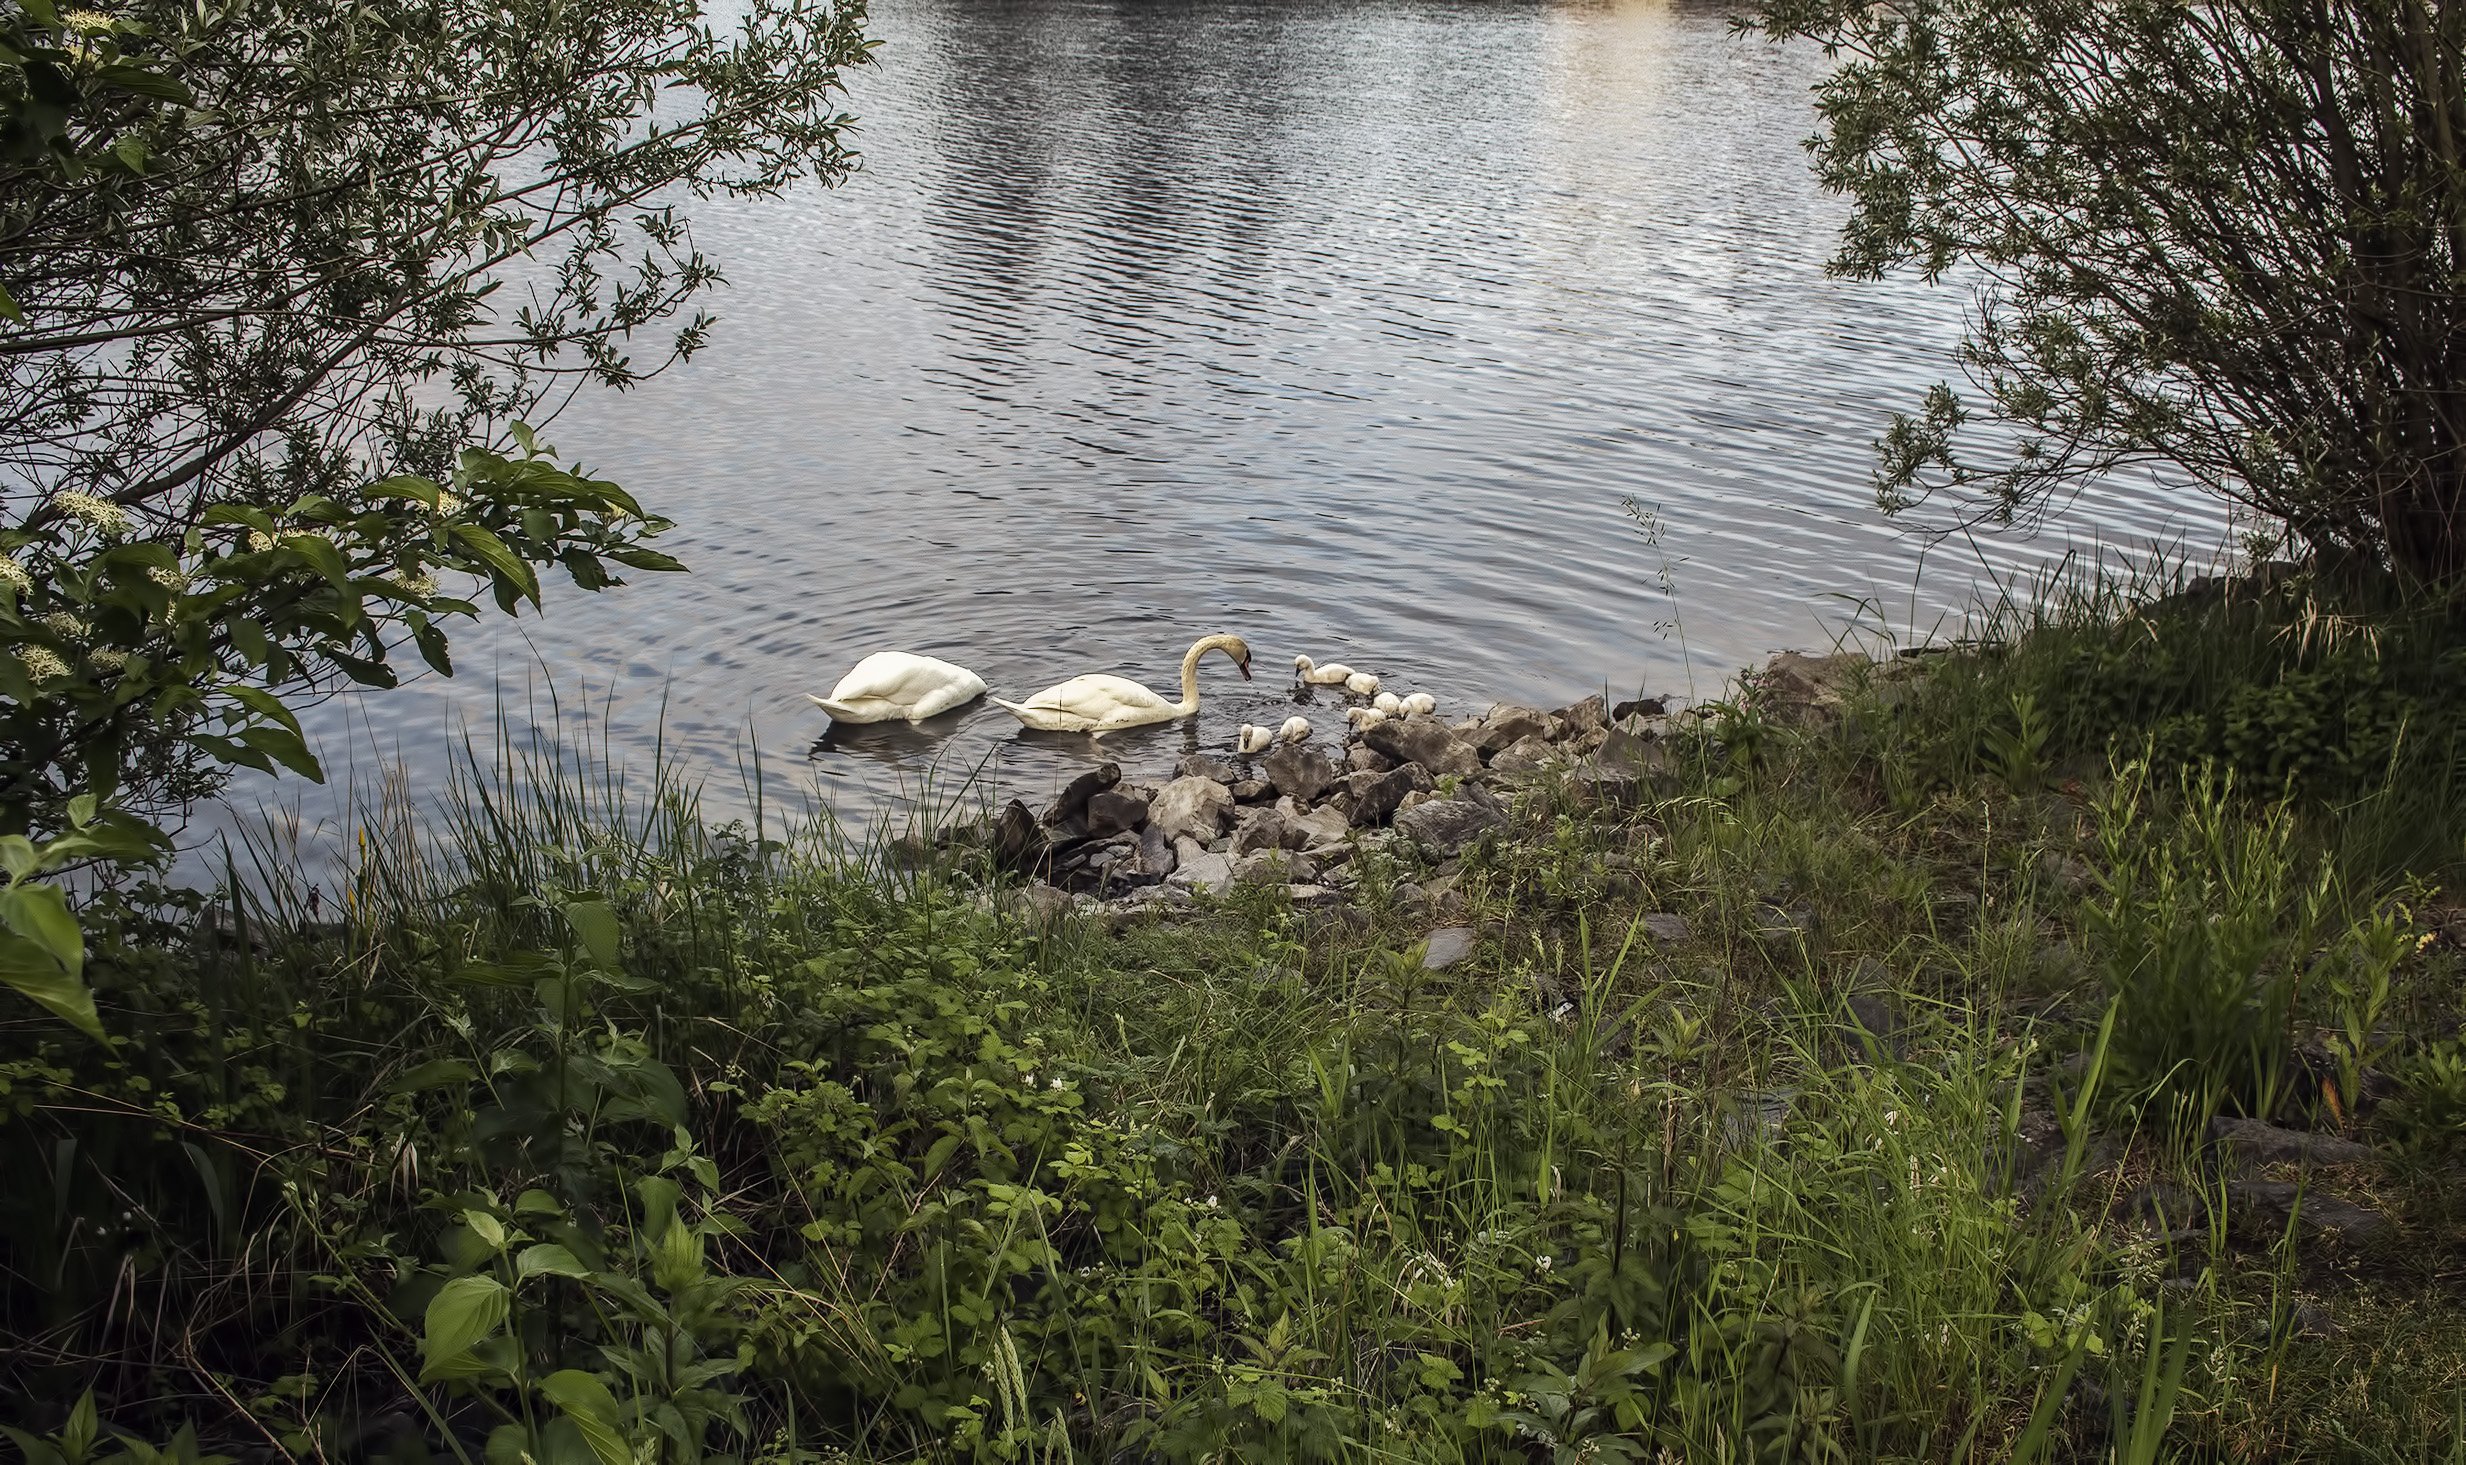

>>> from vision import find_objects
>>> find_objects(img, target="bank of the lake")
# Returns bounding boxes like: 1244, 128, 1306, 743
5, 570, 2463, 1463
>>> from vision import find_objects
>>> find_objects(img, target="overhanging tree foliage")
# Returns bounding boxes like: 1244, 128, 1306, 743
1756, 0, 2466, 580
0, 0, 869, 1027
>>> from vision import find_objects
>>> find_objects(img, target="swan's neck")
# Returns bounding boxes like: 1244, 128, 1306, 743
1174, 640, 1206, 716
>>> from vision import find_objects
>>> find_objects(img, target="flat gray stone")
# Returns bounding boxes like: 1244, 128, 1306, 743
1082, 787, 1149, 839
1167, 846, 1233, 897
1421, 926, 1477, 970
1488, 733, 1560, 774
1282, 799, 1350, 847
1044, 762, 1122, 826
1393, 796, 1504, 856
1551, 694, 1609, 738
1338, 763, 1432, 825
1263, 743, 1338, 803
1150, 776, 1234, 843
2226, 1181, 2391, 1248
1175, 754, 1240, 785
1365, 714, 1482, 778
2210, 1116, 2374, 1172
1640, 912, 1691, 945
1475, 704, 1552, 756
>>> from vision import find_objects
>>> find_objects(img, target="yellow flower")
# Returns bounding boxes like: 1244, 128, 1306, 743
53, 490, 130, 533
16, 646, 70, 682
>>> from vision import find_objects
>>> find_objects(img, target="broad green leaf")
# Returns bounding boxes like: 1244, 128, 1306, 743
464, 1209, 508, 1251
0, 836, 38, 881
418, 1274, 508, 1378
0, 931, 102, 1040
225, 684, 304, 738
516, 1243, 590, 1281
536, 1371, 632, 1465
238, 725, 325, 782
279, 533, 352, 589
561, 900, 621, 971
449, 524, 541, 606
390, 1058, 477, 1093
0, 883, 83, 977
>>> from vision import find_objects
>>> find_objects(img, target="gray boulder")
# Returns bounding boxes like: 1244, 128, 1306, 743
1083, 787, 1150, 839
1365, 714, 1481, 778
1475, 704, 1552, 756
2209, 1117, 2374, 1173
1264, 743, 1338, 803
1282, 798, 1350, 848
2226, 1181, 2390, 1248
1640, 912, 1691, 945
1339, 763, 1433, 825
1137, 822, 1177, 880
1235, 848, 1322, 886
1552, 694, 1609, 739
1347, 744, 1396, 774
1043, 762, 1121, 828
1422, 926, 1478, 970
1232, 806, 1307, 856
1168, 840, 1233, 896
1393, 796, 1504, 856
1175, 753, 1241, 785
1150, 776, 1234, 843
1489, 733, 1560, 774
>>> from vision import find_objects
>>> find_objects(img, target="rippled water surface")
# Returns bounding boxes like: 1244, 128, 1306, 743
257, 0, 2225, 849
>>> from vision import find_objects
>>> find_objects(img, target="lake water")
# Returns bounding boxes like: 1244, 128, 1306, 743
244, 0, 2226, 859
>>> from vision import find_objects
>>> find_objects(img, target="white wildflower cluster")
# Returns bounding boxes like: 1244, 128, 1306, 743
146, 565, 188, 591
0, 557, 30, 593
15, 645, 69, 682
87, 648, 128, 673
433, 492, 466, 516
52, 490, 130, 534
394, 571, 439, 599
247, 530, 276, 553
36, 611, 88, 640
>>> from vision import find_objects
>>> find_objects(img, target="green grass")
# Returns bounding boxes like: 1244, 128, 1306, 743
3, 566, 2464, 1463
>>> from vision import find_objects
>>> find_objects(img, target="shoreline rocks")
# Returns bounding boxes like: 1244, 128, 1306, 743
944, 649, 1885, 925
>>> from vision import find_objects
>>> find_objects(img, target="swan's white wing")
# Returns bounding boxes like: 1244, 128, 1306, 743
829, 652, 983, 704
1019, 674, 1168, 718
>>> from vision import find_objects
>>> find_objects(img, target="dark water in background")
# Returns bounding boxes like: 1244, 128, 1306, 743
230, 0, 2228, 863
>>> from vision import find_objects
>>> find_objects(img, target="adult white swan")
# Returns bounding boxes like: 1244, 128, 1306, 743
994, 634, 1254, 734
806, 652, 988, 724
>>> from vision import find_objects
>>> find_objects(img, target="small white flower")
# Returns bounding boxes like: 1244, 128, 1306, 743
246, 530, 275, 553
146, 565, 187, 591
87, 648, 128, 672
400, 572, 439, 599
0, 557, 29, 592
1202, 1194, 1220, 1210
16, 646, 70, 682
1533, 1253, 1553, 1273
36, 611, 87, 640
52, 490, 129, 533
434, 492, 465, 516
1048, 1076, 1065, 1091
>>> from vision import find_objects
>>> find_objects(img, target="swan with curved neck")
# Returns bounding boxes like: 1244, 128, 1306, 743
994, 634, 1254, 734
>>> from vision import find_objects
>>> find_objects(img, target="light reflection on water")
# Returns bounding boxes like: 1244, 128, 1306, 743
216, 0, 2225, 870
